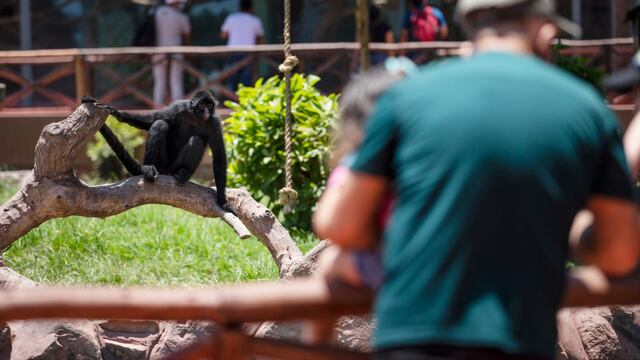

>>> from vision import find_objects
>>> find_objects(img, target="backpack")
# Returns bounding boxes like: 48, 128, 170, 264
132, 6, 156, 47
410, 6, 439, 42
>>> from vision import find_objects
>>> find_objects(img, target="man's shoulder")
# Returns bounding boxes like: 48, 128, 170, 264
526, 56, 606, 108
418, 54, 601, 100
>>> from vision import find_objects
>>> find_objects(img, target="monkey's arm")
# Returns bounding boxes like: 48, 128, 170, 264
110, 110, 155, 131
99, 125, 142, 176
208, 117, 228, 207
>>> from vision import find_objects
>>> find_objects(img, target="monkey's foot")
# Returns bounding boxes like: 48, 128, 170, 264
141, 165, 159, 183
173, 168, 191, 186
220, 202, 236, 215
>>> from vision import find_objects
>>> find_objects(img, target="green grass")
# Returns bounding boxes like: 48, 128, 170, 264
0, 181, 319, 286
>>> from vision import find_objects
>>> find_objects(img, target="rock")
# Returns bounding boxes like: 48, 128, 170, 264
0, 323, 12, 360
10, 320, 101, 360
102, 340, 147, 360
576, 307, 622, 360
253, 321, 304, 342
557, 309, 589, 360
335, 316, 373, 352
149, 321, 216, 360
98, 320, 161, 360
254, 316, 373, 352
556, 306, 640, 360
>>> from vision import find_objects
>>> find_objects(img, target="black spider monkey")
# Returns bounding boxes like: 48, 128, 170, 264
81, 91, 229, 210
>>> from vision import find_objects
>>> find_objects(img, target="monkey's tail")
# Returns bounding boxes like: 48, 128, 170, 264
99, 125, 142, 176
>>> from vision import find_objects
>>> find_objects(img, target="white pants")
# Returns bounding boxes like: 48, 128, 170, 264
152, 54, 184, 105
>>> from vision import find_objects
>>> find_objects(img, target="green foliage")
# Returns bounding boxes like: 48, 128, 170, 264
86, 115, 145, 180
224, 74, 339, 232
553, 44, 605, 93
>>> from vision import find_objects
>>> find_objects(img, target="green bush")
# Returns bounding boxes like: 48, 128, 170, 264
224, 74, 339, 232
86, 115, 145, 180
553, 44, 605, 93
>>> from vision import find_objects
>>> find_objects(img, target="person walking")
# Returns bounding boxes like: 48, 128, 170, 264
153, 0, 191, 105
221, 0, 264, 90
369, 5, 395, 65
401, 0, 448, 43
314, 1, 640, 359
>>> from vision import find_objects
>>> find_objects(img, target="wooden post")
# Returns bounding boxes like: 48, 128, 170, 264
0, 83, 5, 110
19, 0, 33, 106
356, 0, 370, 73
215, 326, 248, 360
74, 56, 86, 104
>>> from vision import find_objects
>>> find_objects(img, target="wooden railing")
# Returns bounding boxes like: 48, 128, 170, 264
0, 279, 373, 360
1, 268, 640, 360
0, 38, 634, 110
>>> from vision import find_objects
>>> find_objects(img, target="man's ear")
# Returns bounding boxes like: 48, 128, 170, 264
534, 22, 558, 60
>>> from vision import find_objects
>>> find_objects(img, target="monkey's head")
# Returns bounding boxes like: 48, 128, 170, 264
190, 90, 217, 121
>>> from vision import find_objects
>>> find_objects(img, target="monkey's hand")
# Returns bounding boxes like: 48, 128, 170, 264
80, 96, 120, 117
174, 168, 191, 186
141, 165, 159, 183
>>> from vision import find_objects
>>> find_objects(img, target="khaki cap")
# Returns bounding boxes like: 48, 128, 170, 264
456, 0, 581, 38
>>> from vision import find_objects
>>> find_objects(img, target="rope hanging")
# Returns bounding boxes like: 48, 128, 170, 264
278, 0, 299, 214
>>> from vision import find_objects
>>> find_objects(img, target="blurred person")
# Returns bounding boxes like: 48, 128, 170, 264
153, 0, 191, 105
369, 5, 395, 65
627, 0, 640, 48
309, 61, 416, 343
221, 0, 264, 90
605, 51, 640, 180
314, 1, 640, 360
608, 0, 640, 105
401, 0, 448, 43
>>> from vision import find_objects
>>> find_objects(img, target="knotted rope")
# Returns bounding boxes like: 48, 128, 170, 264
278, 0, 299, 213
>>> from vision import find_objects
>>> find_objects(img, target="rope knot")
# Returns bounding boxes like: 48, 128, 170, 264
279, 56, 299, 74
278, 187, 299, 214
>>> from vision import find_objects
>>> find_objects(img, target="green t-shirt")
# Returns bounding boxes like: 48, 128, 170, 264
351, 52, 634, 357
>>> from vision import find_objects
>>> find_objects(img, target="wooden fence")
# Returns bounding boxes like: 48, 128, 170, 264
1, 269, 640, 360
0, 38, 634, 110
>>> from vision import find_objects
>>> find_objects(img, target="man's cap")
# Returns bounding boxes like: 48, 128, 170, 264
455, 0, 581, 38
603, 52, 640, 93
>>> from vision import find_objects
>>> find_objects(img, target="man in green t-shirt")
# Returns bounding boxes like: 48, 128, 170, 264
314, 0, 640, 359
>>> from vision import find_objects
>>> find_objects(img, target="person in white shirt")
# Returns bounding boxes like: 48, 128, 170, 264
153, 0, 191, 105
220, 0, 264, 90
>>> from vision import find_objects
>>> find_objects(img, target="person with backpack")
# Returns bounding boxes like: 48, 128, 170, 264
401, 0, 448, 44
